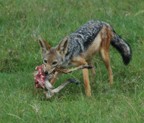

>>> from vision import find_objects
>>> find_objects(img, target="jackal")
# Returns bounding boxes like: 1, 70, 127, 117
39, 20, 132, 96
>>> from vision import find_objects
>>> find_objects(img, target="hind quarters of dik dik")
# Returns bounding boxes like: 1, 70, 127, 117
38, 20, 132, 97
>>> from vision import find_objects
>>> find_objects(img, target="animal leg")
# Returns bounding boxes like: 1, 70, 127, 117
72, 56, 91, 96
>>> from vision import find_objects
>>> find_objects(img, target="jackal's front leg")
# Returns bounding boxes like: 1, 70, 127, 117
82, 68, 91, 96
50, 71, 59, 85
72, 56, 92, 97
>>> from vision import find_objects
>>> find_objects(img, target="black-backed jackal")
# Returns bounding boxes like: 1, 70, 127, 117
38, 20, 132, 96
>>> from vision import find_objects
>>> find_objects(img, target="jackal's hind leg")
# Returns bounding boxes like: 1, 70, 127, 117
100, 49, 113, 85
100, 25, 113, 85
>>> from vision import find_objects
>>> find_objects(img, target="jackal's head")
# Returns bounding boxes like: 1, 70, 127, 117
38, 37, 68, 75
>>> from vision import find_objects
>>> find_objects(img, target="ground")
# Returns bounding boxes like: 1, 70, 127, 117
0, 0, 144, 122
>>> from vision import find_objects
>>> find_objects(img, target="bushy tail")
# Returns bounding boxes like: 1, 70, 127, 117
111, 30, 132, 65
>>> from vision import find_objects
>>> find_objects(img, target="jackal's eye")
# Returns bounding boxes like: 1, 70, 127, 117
43, 59, 47, 64
52, 61, 58, 66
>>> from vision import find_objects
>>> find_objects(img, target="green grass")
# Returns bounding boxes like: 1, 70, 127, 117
0, 0, 144, 122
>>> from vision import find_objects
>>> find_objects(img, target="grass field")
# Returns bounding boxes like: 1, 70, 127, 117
0, 0, 144, 122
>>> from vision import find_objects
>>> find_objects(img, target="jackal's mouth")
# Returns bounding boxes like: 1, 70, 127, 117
44, 67, 56, 75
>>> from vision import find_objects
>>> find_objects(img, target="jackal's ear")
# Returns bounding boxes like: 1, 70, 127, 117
38, 37, 51, 53
57, 37, 69, 55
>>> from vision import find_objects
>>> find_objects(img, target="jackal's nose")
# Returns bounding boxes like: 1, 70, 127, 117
44, 71, 48, 75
